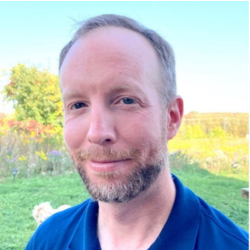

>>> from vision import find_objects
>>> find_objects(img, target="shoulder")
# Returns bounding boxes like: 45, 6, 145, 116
197, 197, 248, 249
171, 174, 248, 250
25, 199, 93, 250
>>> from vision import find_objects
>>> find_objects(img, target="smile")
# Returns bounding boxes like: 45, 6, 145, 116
90, 159, 130, 172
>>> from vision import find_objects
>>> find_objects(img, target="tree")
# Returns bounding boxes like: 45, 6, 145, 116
1, 64, 63, 127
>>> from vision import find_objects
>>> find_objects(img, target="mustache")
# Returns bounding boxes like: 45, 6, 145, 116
73, 147, 141, 163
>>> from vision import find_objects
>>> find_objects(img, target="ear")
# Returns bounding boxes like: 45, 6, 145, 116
166, 96, 184, 140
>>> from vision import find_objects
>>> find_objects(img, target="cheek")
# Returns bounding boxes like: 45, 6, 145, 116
121, 115, 161, 147
64, 120, 86, 150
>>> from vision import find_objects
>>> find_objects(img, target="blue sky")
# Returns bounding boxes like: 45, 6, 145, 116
0, 1, 249, 114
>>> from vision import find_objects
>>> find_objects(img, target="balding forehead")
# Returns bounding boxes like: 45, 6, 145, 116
64, 26, 159, 67
61, 26, 161, 80
80, 26, 155, 52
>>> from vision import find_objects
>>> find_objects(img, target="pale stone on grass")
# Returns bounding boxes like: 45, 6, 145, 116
241, 188, 249, 199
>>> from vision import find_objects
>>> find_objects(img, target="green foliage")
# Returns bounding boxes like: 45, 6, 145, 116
169, 138, 248, 176
179, 112, 249, 138
0, 119, 69, 180
208, 126, 228, 139
178, 124, 206, 139
1, 64, 63, 126
169, 150, 199, 169
170, 112, 249, 176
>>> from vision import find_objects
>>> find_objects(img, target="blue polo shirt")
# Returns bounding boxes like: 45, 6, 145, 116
25, 175, 248, 249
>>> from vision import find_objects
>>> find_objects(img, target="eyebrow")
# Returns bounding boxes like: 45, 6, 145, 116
62, 91, 83, 100
108, 83, 144, 94
109, 84, 131, 93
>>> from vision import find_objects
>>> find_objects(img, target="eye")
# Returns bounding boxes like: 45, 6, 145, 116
71, 102, 87, 110
121, 97, 136, 105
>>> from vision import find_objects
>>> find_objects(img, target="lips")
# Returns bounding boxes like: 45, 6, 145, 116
89, 159, 130, 172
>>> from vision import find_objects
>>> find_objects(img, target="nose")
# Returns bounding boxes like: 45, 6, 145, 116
87, 107, 116, 145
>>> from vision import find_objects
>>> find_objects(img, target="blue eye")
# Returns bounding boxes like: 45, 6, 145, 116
122, 98, 135, 104
72, 102, 86, 109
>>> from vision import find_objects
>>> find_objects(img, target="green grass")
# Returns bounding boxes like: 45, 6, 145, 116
0, 173, 88, 250
172, 166, 249, 231
0, 168, 248, 250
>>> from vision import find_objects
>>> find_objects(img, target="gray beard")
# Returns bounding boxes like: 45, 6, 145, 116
78, 158, 165, 203
73, 147, 168, 203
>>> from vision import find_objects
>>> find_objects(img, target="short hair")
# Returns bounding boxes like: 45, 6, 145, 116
59, 14, 176, 105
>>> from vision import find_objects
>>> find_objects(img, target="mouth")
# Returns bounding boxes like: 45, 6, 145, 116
89, 159, 131, 172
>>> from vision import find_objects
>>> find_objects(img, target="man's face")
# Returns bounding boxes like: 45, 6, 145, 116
60, 27, 169, 203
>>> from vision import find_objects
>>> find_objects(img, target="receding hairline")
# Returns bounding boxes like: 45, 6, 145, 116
60, 25, 162, 75
59, 14, 177, 105
60, 24, 159, 70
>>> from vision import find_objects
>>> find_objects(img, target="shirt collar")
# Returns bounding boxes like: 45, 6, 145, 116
149, 174, 200, 249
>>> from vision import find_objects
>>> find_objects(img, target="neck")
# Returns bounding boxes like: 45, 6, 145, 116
97, 168, 176, 250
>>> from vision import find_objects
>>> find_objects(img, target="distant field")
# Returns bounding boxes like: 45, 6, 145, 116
169, 137, 249, 177
0, 166, 248, 250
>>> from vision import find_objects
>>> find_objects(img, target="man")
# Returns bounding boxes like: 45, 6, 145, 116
25, 14, 248, 250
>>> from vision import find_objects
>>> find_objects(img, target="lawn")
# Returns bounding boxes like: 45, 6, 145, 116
172, 166, 249, 231
0, 173, 87, 250
0, 166, 248, 250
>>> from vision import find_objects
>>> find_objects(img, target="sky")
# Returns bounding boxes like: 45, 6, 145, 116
0, 1, 249, 114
